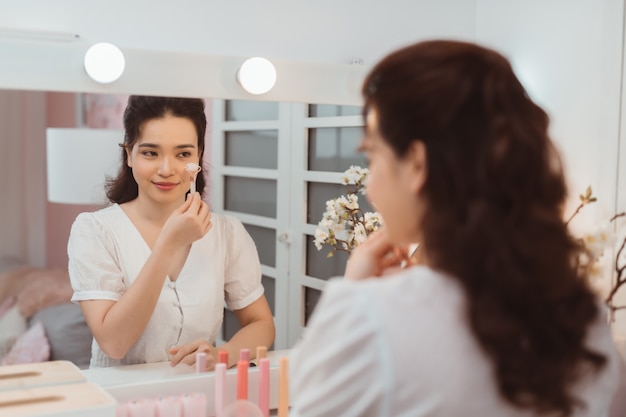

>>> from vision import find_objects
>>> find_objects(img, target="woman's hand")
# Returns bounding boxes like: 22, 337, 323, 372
169, 339, 218, 371
158, 192, 212, 249
344, 228, 415, 281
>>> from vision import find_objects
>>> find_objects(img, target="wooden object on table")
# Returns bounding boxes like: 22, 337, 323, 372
0, 381, 116, 417
0, 360, 85, 391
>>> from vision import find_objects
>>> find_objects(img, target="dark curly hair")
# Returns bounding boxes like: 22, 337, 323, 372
363, 40, 606, 416
106, 95, 207, 203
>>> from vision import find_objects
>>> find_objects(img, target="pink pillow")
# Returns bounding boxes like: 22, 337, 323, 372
0, 321, 50, 365
0, 296, 16, 318
16, 269, 72, 319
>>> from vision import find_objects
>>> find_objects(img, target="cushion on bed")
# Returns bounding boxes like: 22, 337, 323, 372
0, 295, 16, 318
0, 305, 27, 357
29, 302, 92, 369
0, 321, 50, 365
0, 266, 39, 303
16, 268, 73, 318
0, 265, 91, 368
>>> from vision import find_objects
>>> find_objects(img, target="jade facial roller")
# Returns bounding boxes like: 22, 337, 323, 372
185, 163, 202, 194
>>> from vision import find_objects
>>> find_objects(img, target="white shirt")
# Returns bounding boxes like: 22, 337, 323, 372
68, 204, 263, 368
290, 266, 621, 417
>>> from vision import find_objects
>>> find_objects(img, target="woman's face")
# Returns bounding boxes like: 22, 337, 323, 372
360, 108, 426, 244
126, 114, 200, 206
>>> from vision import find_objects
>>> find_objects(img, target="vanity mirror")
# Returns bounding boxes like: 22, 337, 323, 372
0, 45, 371, 368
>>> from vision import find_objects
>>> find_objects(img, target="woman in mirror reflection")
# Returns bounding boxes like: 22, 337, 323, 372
290, 40, 626, 417
67, 96, 275, 369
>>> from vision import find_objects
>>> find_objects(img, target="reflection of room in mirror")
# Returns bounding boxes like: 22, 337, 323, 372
81, 93, 128, 129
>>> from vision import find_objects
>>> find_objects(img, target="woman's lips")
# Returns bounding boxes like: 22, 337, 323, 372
153, 182, 178, 191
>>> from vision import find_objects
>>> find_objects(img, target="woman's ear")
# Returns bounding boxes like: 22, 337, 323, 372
406, 140, 428, 193
125, 146, 133, 168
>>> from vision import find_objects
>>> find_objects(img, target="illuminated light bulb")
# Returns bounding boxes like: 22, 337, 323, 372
84, 42, 125, 84
237, 57, 277, 95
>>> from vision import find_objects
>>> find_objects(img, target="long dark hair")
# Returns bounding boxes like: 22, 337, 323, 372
363, 40, 606, 415
106, 95, 207, 203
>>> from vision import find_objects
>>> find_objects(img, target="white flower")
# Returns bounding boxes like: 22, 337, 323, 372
581, 226, 615, 260
342, 194, 360, 211
364, 212, 383, 230
341, 165, 364, 184
341, 165, 369, 189
314, 165, 382, 255
353, 223, 368, 245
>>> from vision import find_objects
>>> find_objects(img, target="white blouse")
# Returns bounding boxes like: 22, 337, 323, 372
290, 266, 621, 417
68, 204, 263, 368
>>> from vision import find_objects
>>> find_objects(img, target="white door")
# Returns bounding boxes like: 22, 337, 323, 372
210, 99, 366, 348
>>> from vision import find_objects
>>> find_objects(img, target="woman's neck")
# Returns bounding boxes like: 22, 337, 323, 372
123, 195, 183, 226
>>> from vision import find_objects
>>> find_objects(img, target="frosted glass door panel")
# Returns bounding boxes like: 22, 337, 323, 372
226, 100, 279, 121
223, 276, 276, 345
243, 223, 277, 268
225, 177, 277, 218
262, 275, 276, 315
307, 182, 376, 225
225, 130, 278, 169
304, 287, 323, 326
305, 235, 349, 280
307, 127, 366, 172
309, 104, 362, 117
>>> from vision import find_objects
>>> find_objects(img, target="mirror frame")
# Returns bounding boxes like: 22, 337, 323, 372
0, 38, 367, 105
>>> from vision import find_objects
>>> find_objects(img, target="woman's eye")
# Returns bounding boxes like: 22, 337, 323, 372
178, 151, 192, 158
142, 151, 157, 157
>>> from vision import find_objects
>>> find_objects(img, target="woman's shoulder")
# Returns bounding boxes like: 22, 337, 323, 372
208, 213, 249, 238
71, 204, 124, 233
326, 266, 461, 301
74, 203, 120, 221
210, 212, 241, 227
316, 266, 465, 328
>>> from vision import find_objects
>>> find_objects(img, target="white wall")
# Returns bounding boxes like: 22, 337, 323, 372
477, 0, 623, 223
0, 0, 476, 66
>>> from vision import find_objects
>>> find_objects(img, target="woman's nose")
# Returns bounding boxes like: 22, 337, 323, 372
158, 157, 174, 176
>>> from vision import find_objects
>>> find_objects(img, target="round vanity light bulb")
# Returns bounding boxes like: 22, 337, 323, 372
237, 57, 277, 95
84, 42, 125, 84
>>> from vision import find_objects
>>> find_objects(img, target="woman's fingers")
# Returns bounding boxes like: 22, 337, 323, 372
179, 190, 196, 212
169, 340, 215, 367
180, 352, 198, 366
199, 202, 212, 232
345, 228, 417, 280
184, 192, 201, 214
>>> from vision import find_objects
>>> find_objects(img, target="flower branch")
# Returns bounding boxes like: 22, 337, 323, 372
565, 186, 597, 226
314, 166, 383, 257
568, 186, 625, 319
606, 220, 626, 314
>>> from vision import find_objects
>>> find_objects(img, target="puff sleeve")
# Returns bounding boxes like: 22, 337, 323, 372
68, 212, 127, 302
221, 215, 264, 310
